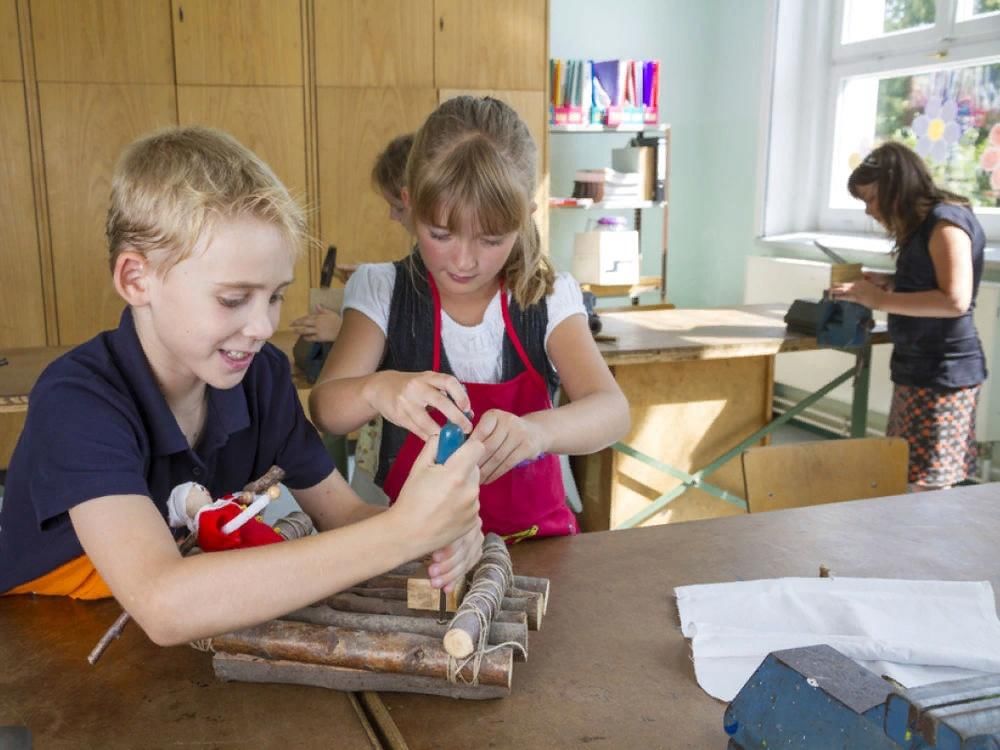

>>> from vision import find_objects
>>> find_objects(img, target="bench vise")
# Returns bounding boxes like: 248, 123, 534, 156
724, 644, 1000, 749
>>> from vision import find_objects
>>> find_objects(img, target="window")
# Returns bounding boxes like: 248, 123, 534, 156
763, 0, 1000, 242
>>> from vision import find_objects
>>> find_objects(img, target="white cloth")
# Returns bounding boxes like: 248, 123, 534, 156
674, 577, 1000, 701
344, 263, 586, 384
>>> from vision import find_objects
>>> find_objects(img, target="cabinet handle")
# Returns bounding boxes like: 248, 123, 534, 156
178, 5, 184, 22
439, 16, 444, 31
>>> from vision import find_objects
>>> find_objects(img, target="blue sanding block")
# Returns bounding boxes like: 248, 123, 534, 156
435, 422, 465, 464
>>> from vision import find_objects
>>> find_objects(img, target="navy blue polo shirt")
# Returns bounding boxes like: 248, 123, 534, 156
889, 202, 987, 388
0, 308, 335, 592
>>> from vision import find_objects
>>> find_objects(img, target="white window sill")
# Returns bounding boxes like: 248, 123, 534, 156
760, 231, 1000, 271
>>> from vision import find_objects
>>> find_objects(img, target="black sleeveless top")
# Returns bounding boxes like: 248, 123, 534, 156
888, 202, 987, 389
375, 257, 559, 486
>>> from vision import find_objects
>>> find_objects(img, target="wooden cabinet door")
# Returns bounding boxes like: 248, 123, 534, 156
434, 0, 546, 90
317, 87, 436, 266
0, 82, 45, 347
31, 0, 174, 83
315, 0, 433, 87
171, 0, 302, 85
1, 0, 21, 81
178, 85, 310, 328
39, 83, 177, 344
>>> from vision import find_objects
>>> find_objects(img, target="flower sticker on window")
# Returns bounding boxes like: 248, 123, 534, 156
979, 123, 1000, 193
912, 97, 961, 162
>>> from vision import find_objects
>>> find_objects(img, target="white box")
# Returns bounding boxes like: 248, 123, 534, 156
572, 229, 640, 285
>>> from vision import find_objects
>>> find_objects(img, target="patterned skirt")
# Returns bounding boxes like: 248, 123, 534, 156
886, 383, 981, 487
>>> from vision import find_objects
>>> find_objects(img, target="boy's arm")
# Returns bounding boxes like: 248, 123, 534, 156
290, 467, 382, 530
69, 436, 484, 647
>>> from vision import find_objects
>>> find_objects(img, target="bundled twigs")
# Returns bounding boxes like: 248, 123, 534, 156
210, 534, 551, 699
87, 466, 288, 665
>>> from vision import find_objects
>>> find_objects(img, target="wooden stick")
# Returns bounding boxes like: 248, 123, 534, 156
241, 465, 285, 495
444, 533, 512, 659
283, 605, 528, 660
213, 652, 510, 699
211, 619, 512, 687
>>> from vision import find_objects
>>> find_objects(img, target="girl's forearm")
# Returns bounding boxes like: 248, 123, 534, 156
309, 374, 380, 435
525, 390, 630, 455
878, 288, 968, 318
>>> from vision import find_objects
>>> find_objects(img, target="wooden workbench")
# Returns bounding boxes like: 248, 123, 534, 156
576, 303, 890, 529
376, 483, 999, 749
2, 484, 995, 747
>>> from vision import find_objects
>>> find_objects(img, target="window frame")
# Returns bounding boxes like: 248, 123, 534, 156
761, 0, 1000, 244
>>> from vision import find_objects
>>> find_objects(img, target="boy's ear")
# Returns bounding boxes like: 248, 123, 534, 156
113, 250, 152, 305
400, 186, 410, 209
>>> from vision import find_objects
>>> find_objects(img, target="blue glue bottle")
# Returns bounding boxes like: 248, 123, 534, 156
435, 422, 466, 464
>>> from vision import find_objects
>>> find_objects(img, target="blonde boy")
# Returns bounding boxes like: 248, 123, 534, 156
0, 127, 482, 646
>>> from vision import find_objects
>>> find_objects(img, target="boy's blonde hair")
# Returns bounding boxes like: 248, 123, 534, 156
106, 126, 307, 274
405, 96, 554, 307
371, 133, 414, 200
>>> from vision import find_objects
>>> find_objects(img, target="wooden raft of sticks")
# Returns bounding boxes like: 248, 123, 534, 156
209, 533, 550, 699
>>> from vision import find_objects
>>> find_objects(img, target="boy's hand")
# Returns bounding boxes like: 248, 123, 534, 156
364, 371, 474, 439
427, 523, 484, 592
290, 305, 342, 342
470, 409, 548, 484
392, 434, 483, 553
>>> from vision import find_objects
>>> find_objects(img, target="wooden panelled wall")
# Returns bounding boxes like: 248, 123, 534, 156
0, 0, 548, 348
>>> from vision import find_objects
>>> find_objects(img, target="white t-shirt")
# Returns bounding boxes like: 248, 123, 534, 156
344, 263, 587, 384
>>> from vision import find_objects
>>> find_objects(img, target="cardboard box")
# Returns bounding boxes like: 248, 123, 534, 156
572, 229, 640, 285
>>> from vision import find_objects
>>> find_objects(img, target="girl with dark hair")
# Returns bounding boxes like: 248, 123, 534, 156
831, 141, 987, 490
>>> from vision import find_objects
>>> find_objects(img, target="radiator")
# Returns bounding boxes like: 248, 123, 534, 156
744, 256, 1000, 475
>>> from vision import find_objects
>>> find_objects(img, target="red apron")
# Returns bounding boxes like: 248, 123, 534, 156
381, 278, 577, 541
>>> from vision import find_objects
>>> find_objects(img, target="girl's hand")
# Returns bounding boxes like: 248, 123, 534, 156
392, 434, 484, 553
427, 523, 484, 592
290, 306, 343, 342
863, 271, 894, 291
470, 409, 548, 484
830, 278, 885, 310
364, 371, 473, 439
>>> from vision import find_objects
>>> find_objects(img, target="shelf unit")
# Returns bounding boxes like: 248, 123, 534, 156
549, 123, 671, 304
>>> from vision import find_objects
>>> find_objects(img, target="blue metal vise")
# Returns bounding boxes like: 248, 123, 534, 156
784, 295, 873, 348
725, 644, 1000, 749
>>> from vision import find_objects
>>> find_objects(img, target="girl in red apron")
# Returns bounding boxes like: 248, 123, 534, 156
310, 96, 630, 540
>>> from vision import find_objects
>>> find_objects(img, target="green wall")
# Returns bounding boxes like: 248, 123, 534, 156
549, 0, 772, 307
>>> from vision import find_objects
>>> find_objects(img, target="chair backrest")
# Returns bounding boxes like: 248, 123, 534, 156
741, 437, 909, 513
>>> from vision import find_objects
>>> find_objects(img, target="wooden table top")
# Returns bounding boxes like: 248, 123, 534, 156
0, 596, 376, 749
596, 303, 889, 366
379, 483, 1000, 749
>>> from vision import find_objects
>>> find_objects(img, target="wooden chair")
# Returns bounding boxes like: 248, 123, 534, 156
741, 437, 909, 513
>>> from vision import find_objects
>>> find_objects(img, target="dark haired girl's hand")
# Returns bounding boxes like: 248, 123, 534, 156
363, 370, 474, 439
862, 271, 894, 292
830, 277, 886, 310
470, 409, 548, 484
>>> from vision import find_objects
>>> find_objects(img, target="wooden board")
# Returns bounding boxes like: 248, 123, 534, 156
741, 437, 909, 513
0, 0, 22, 81
374, 484, 1000, 749
315, 0, 433, 87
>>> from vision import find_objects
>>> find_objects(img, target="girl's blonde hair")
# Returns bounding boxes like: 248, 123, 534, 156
405, 96, 554, 307
106, 126, 307, 274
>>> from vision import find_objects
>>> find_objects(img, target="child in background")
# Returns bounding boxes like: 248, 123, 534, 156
310, 96, 630, 540
288, 134, 415, 343
0, 127, 484, 644
831, 141, 987, 490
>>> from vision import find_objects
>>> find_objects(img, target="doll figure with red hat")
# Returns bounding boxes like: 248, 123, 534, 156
166, 482, 285, 552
